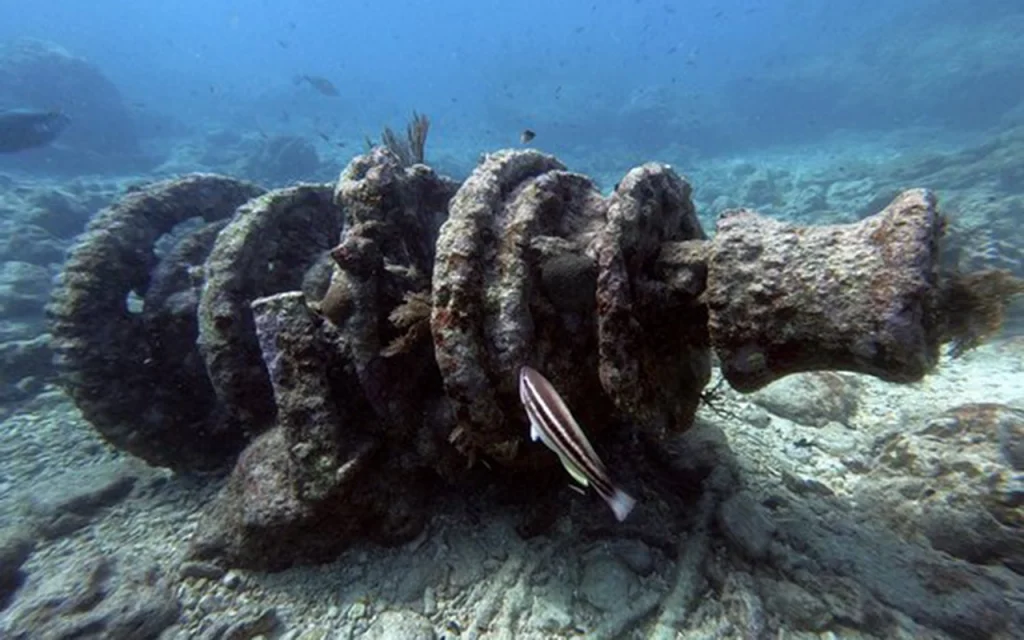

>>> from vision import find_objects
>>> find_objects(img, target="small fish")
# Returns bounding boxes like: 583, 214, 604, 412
518, 366, 636, 521
520, 129, 536, 144
300, 75, 340, 97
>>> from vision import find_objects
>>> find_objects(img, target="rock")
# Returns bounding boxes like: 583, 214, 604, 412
789, 184, 827, 220
187, 422, 416, 571
719, 572, 768, 639
221, 571, 242, 590
24, 187, 94, 239
610, 539, 656, 577
781, 471, 836, 498
197, 593, 226, 615
0, 526, 34, 610
658, 422, 741, 494
1, 555, 179, 639
737, 403, 771, 429
815, 421, 866, 457
363, 610, 435, 640
447, 536, 487, 589
758, 578, 832, 631
394, 562, 436, 604
866, 403, 1024, 571
287, 628, 331, 640
528, 593, 573, 632
0, 261, 52, 318
422, 587, 435, 616
773, 494, 1014, 639
0, 334, 53, 402
751, 372, 860, 427
220, 608, 280, 640
0, 221, 65, 266
579, 554, 637, 612
717, 491, 776, 561
177, 561, 226, 581
24, 462, 137, 539
739, 169, 783, 208
997, 406, 1024, 470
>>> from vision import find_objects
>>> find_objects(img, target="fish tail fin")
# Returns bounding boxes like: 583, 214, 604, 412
605, 487, 637, 522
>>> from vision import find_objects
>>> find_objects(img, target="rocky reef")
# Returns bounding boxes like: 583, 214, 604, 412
0, 176, 122, 405
46, 145, 1021, 578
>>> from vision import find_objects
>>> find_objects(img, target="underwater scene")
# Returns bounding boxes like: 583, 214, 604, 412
1, 0, 1023, 638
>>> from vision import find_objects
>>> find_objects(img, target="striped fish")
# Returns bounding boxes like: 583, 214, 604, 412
518, 365, 637, 521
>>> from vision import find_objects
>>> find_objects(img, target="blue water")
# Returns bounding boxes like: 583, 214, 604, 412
3, 0, 1022, 177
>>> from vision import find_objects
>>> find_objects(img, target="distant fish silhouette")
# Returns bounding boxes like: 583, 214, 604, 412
520, 129, 536, 144
0, 109, 71, 153
297, 75, 340, 97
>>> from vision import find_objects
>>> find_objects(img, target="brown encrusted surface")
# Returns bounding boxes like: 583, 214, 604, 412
187, 423, 422, 572
431, 149, 571, 458
252, 292, 349, 503
191, 289, 431, 570
191, 151, 460, 570
197, 184, 343, 438
326, 148, 457, 435
704, 188, 945, 391
595, 163, 711, 435
48, 174, 264, 470
431, 154, 715, 458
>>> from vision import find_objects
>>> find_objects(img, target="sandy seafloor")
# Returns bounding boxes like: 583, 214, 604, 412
0, 338, 1021, 639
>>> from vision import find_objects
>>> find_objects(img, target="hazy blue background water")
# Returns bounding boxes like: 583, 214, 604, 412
3, 0, 1023, 178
